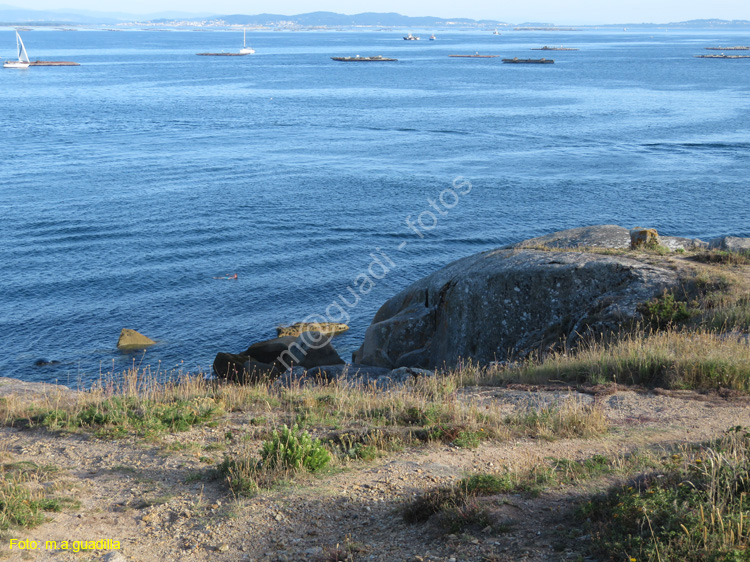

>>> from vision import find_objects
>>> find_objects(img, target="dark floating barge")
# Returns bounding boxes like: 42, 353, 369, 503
532, 46, 578, 51
502, 57, 554, 64
196, 53, 248, 56
695, 54, 750, 59
331, 55, 397, 62
29, 60, 80, 66
449, 53, 499, 58
705, 46, 750, 51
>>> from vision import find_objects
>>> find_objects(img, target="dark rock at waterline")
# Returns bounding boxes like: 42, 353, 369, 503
212, 352, 279, 383
214, 331, 345, 382
353, 227, 684, 369
244, 336, 297, 364
34, 358, 61, 367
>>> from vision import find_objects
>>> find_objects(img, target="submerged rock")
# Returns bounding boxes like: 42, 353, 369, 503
353, 244, 681, 369
117, 328, 156, 349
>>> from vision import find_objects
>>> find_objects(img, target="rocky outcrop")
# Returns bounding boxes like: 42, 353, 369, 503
509, 225, 706, 252
213, 332, 345, 383
276, 322, 349, 338
629, 227, 659, 249
508, 225, 631, 250
353, 232, 684, 369
117, 329, 156, 349
709, 236, 750, 253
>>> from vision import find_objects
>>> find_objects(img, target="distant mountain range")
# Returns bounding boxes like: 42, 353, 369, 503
1, 4, 749, 28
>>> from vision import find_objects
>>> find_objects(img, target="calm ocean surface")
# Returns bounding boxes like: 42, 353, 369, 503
1, 28, 749, 385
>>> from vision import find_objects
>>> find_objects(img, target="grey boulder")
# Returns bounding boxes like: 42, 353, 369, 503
709, 236, 750, 253
352, 247, 681, 369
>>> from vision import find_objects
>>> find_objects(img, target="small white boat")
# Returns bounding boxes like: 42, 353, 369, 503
239, 28, 255, 54
493, 29, 500, 35
429, 34, 436, 40
4, 31, 30, 69
403, 33, 420, 40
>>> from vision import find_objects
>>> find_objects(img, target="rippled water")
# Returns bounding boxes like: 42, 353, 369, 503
1, 28, 749, 384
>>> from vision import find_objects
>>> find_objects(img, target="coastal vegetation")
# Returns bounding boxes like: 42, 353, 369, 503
1, 241, 748, 558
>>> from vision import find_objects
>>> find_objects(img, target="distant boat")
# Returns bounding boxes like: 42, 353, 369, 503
502, 57, 554, 64
449, 52, 499, 58
239, 28, 255, 54
493, 29, 500, 35
429, 34, 436, 40
531, 46, 579, 51
403, 33, 420, 40
331, 55, 398, 62
4, 31, 30, 69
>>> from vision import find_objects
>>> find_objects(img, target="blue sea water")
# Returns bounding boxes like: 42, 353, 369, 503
1, 27, 749, 384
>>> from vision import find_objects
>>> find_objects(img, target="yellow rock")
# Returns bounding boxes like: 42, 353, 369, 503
630, 228, 660, 250
276, 322, 349, 338
117, 328, 156, 349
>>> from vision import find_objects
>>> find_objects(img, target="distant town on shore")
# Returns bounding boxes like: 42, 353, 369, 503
1, 5, 750, 29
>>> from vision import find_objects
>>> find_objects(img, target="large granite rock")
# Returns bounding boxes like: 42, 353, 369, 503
352, 246, 681, 369
509, 224, 706, 252
508, 225, 631, 250
709, 236, 750, 253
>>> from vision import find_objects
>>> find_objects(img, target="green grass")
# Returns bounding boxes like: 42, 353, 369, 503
218, 425, 332, 497
0, 462, 78, 530
579, 427, 750, 562
504, 329, 750, 391
32, 396, 225, 438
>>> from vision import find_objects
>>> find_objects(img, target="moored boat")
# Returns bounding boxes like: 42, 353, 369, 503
502, 57, 554, 64
695, 54, 750, 59
532, 46, 578, 51
449, 53, 499, 58
331, 55, 397, 62
403, 33, 419, 40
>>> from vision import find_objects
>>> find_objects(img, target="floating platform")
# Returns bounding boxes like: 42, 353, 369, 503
449, 54, 499, 58
331, 55, 397, 61
695, 54, 750, 59
705, 46, 750, 51
29, 61, 80, 66
532, 46, 578, 51
502, 58, 554, 64
196, 53, 248, 56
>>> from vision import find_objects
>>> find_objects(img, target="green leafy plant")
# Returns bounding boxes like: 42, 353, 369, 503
261, 424, 331, 473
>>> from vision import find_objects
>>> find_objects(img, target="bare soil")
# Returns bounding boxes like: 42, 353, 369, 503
2, 385, 749, 562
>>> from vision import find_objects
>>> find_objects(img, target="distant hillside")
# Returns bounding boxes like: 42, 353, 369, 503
0, 4, 749, 28
156, 11, 504, 26
603, 19, 750, 28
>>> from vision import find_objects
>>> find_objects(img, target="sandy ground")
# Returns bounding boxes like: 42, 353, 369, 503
2, 385, 749, 562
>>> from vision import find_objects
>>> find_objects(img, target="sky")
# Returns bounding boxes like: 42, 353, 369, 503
14, 0, 750, 24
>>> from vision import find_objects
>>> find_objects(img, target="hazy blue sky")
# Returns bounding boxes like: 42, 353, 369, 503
18, 0, 750, 24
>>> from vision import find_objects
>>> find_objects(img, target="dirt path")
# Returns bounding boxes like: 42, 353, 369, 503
2, 387, 749, 562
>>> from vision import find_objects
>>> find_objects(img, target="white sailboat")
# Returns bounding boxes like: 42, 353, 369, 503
4, 31, 30, 69
239, 28, 255, 54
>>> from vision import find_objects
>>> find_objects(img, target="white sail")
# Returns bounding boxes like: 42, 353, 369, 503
16, 31, 29, 63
